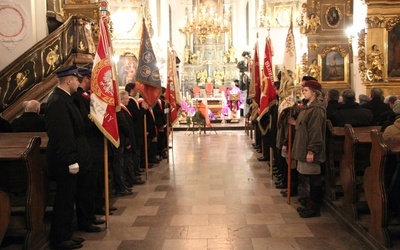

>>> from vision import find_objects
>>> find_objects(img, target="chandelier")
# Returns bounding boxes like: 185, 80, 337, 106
179, 4, 230, 44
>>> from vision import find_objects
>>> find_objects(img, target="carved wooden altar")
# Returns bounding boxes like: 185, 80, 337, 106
303, 0, 353, 91
359, 0, 400, 96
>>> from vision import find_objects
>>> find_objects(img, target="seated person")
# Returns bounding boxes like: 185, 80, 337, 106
205, 77, 214, 97
12, 99, 46, 132
330, 89, 373, 127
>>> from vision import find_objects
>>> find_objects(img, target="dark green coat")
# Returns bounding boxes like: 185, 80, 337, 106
292, 98, 326, 165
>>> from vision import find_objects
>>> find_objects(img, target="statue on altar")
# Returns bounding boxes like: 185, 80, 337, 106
213, 70, 224, 86
226, 81, 242, 121
197, 69, 207, 86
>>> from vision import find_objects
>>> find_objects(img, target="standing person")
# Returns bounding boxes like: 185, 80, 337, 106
291, 79, 326, 218
125, 83, 147, 170
45, 65, 91, 249
72, 65, 105, 231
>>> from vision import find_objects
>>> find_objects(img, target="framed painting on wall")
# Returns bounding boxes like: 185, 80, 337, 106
318, 46, 349, 85
116, 53, 138, 87
321, 4, 344, 30
197, 0, 222, 14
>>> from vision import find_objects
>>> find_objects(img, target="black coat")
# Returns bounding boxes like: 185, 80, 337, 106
45, 87, 92, 177
361, 98, 391, 125
11, 112, 46, 132
126, 97, 146, 146
330, 102, 373, 127
72, 87, 104, 162
326, 100, 339, 120
0, 116, 12, 132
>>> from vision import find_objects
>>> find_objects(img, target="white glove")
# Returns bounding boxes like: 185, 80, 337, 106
69, 163, 79, 174
164, 108, 170, 114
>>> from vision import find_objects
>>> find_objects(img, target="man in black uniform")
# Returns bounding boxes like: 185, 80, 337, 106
72, 65, 105, 231
45, 65, 91, 249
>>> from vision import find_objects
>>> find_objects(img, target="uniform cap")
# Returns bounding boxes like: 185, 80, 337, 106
55, 65, 82, 78
77, 64, 92, 77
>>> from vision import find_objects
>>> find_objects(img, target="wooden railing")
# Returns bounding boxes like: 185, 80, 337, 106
0, 15, 95, 121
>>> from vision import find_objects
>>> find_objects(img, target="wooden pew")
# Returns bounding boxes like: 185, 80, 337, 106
364, 130, 400, 247
0, 134, 48, 249
340, 124, 380, 220
325, 122, 380, 202
0, 191, 11, 245
325, 120, 345, 201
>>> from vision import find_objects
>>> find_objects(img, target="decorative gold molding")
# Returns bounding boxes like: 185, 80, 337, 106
345, 0, 352, 19
386, 16, 400, 32
357, 29, 366, 82
308, 43, 319, 51
320, 45, 348, 58
366, 16, 385, 28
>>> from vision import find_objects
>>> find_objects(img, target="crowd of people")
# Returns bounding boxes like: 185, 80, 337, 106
248, 73, 400, 219
0, 64, 169, 249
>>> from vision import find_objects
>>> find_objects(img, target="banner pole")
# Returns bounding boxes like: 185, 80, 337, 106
287, 123, 292, 204
166, 110, 170, 164
103, 137, 110, 228
144, 114, 149, 180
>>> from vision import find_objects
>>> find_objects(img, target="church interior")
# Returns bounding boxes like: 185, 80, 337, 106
1, 0, 400, 249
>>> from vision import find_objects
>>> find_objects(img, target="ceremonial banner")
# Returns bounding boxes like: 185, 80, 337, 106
166, 48, 181, 125
258, 37, 277, 135
135, 18, 162, 107
89, 17, 120, 148
278, 16, 297, 116
248, 42, 261, 105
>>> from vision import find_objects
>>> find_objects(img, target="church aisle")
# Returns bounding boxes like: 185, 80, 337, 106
77, 131, 366, 250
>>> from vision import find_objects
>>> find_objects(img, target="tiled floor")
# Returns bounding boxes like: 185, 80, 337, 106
74, 131, 366, 249
0, 131, 366, 250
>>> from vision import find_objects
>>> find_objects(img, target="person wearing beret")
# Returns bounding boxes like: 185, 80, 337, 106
290, 79, 326, 218
45, 65, 92, 249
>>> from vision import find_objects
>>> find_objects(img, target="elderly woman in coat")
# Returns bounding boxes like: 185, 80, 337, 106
290, 79, 326, 218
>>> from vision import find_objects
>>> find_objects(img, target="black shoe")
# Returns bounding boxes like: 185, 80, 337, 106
132, 179, 145, 185
272, 167, 278, 171
137, 169, 145, 173
71, 237, 85, 244
52, 240, 83, 249
256, 149, 262, 153
116, 189, 133, 196
275, 183, 287, 189
257, 156, 269, 161
274, 180, 282, 186
298, 208, 321, 218
274, 173, 283, 178
126, 187, 133, 192
79, 224, 101, 233
109, 205, 117, 211
134, 171, 142, 176
93, 218, 105, 225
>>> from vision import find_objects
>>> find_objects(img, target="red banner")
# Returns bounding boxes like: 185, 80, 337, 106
254, 43, 261, 106
166, 49, 181, 125
259, 37, 276, 118
89, 17, 120, 148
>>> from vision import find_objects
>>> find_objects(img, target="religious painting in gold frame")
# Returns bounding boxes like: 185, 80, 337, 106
321, 4, 344, 30
318, 46, 349, 85
388, 22, 400, 78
